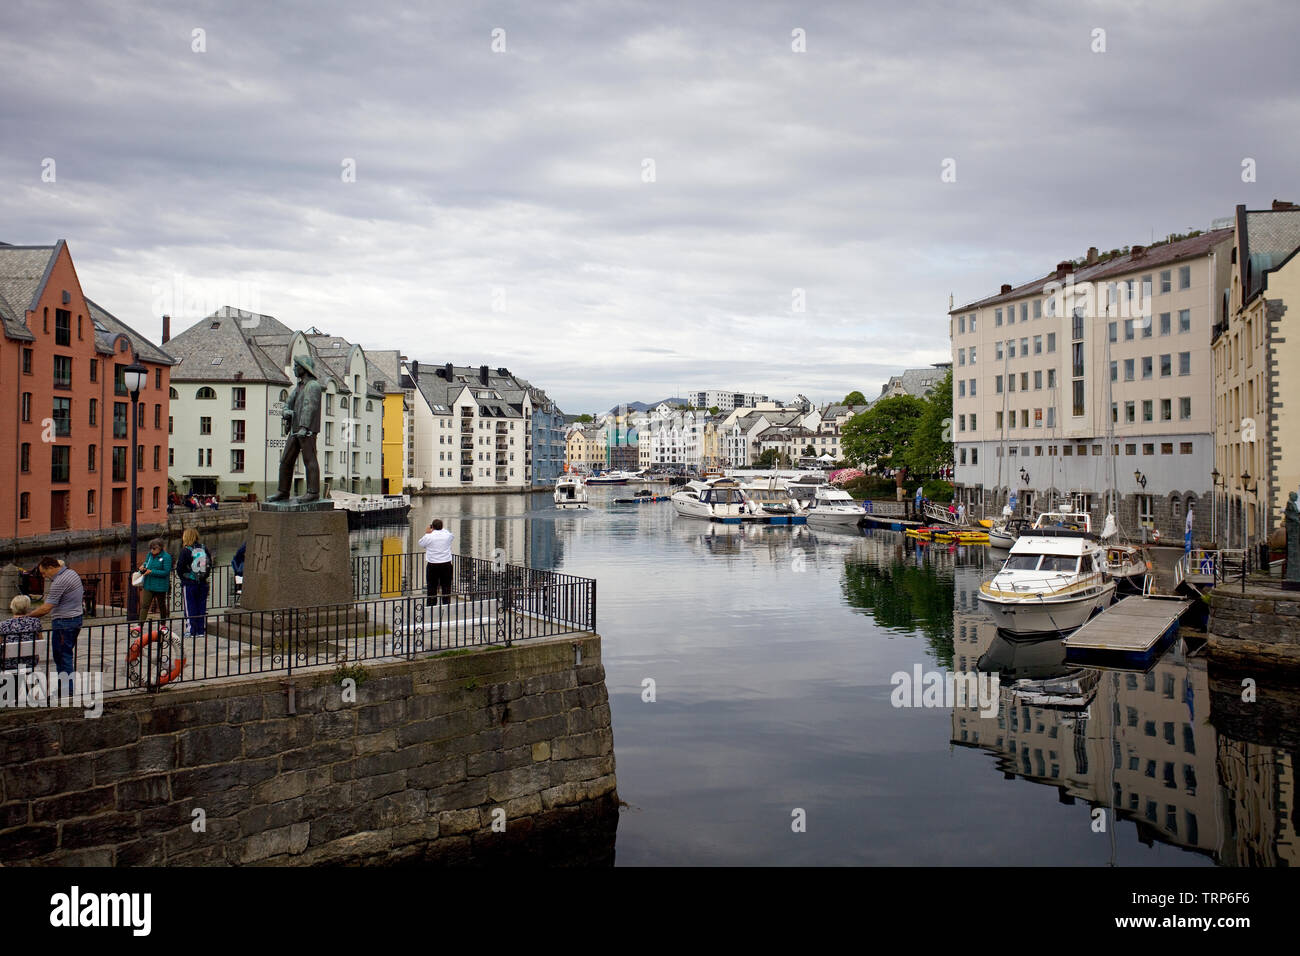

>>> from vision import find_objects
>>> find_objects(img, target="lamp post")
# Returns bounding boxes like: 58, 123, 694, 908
123, 360, 148, 619
1134, 470, 1147, 542
1210, 468, 1221, 544
1241, 471, 1252, 590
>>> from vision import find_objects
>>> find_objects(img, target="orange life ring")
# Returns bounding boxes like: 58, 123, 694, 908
126, 624, 185, 686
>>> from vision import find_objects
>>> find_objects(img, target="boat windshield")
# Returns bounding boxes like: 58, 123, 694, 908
1002, 555, 1042, 570
1039, 556, 1079, 573
703, 489, 743, 504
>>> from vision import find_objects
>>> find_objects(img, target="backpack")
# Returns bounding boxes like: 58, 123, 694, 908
189, 544, 210, 581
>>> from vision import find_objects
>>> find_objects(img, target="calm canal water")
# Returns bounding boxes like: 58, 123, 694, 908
72, 488, 1298, 865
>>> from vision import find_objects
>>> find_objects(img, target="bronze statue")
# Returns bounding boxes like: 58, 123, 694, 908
1285, 491, 1300, 587
267, 354, 323, 503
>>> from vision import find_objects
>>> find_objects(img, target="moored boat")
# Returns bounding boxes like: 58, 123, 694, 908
805, 485, 864, 528
554, 475, 590, 509
671, 477, 750, 520
330, 491, 411, 528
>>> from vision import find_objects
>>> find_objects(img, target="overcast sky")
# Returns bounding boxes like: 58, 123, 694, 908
2, 0, 1296, 412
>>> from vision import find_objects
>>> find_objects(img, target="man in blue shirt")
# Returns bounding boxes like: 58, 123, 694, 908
29, 556, 84, 687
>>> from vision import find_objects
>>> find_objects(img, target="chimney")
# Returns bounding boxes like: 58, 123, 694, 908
444, 362, 453, 380
1055, 261, 1074, 279
411, 359, 419, 381
1131, 244, 1145, 258
480, 364, 489, 385
161, 314, 171, 344
1086, 247, 1098, 265
1272, 199, 1298, 210
1000, 283, 1012, 295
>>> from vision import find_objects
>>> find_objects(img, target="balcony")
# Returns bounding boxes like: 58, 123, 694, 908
461, 438, 474, 449
495, 422, 508, 434
460, 470, 473, 483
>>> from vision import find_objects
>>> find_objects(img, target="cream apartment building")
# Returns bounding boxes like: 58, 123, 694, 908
1213, 201, 1300, 550
950, 229, 1232, 540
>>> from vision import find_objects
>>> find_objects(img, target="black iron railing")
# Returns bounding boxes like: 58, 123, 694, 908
3, 572, 596, 695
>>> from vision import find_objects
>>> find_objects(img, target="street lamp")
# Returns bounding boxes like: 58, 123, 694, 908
123, 359, 148, 619
1019, 467, 1030, 485
1133, 469, 1147, 489
1211, 468, 1221, 543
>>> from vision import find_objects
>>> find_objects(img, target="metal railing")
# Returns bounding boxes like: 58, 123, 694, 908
6, 573, 596, 695
1175, 548, 1247, 588
75, 551, 588, 619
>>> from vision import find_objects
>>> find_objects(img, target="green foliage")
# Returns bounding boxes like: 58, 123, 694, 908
910, 368, 954, 475
802, 445, 817, 457
575, 413, 594, 423
840, 559, 955, 664
840, 475, 899, 499
922, 479, 954, 502
755, 449, 780, 468
842, 390, 867, 406
334, 661, 369, 685
708, 406, 720, 416
841, 395, 927, 473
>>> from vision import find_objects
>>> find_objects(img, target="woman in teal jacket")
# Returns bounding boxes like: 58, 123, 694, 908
138, 538, 172, 623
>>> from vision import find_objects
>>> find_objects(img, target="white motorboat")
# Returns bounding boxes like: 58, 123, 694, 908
977, 511, 1116, 635
1098, 513, 1147, 593
671, 477, 750, 520
805, 485, 864, 528
988, 516, 1030, 549
587, 470, 639, 485
553, 475, 589, 509
739, 477, 803, 516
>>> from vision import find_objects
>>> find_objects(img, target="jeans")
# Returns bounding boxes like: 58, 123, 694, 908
51, 615, 81, 686
426, 561, 453, 606
182, 579, 209, 636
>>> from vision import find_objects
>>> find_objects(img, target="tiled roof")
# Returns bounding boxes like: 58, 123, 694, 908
879, 368, 943, 399
86, 298, 174, 365
952, 228, 1235, 313
167, 310, 293, 384
0, 243, 56, 342
1242, 208, 1300, 300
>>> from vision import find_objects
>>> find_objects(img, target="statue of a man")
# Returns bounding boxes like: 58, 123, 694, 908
267, 354, 323, 502
1286, 491, 1300, 584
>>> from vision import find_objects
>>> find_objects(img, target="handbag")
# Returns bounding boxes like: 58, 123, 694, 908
131, 571, 145, 587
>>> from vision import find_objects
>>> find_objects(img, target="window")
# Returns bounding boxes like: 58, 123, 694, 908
1160, 354, 1171, 377
232, 420, 245, 442
231, 449, 245, 472
1111, 402, 1118, 423
55, 308, 71, 346
200, 417, 212, 435
1019, 338, 1027, 356
232, 387, 246, 410
1160, 270, 1171, 293
90, 359, 98, 382
1178, 309, 1190, 333
1125, 401, 1135, 423
1047, 332, 1056, 353
196, 387, 216, 400
168, 448, 174, 467
1142, 442, 1154, 455
995, 411, 1003, 429
1110, 361, 1117, 382
1033, 300, 1041, 319
1020, 303, 1028, 322
51, 446, 70, 483
1108, 322, 1117, 343
87, 490, 95, 515
958, 350, 965, 366
1178, 352, 1190, 375
1159, 312, 1170, 335
1142, 400, 1153, 422
1180, 397, 1191, 420
995, 375, 1003, 393
958, 316, 965, 334
1034, 370, 1042, 390
153, 446, 160, 470
1034, 409, 1043, 428
152, 487, 160, 509
154, 404, 161, 429
136, 445, 145, 470
20, 443, 30, 473
21, 392, 31, 422
169, 386, 177, 399
958, 415, 965, 431
995, 340, 1003, 360
1161, 399, 1172, 421
168, 416, 173, 435
19, 493, 29, 520
53, 397, 71, 436
958, 380, 965, 397
995, 308, 1003, 326
88, 445, 96, 472
21, 348, 34, 374
1180, 442, 1193, 454
1008, 339, 1016, 358
1161, 443, 1173, 455
1124, 319, 1134, 340
137, 403, 145, 427
1124, 358, 1135, 381
1072, 380, 1084, 417
1142, 356, 1152, 379
1141, 316, 1152, 338
969, 378, 976, 397
1047, 369, 1056, 388
155, 369, 162, 389
112, 447, 127, 482
53, 355, 72, 388
1179, 265, 1191, 289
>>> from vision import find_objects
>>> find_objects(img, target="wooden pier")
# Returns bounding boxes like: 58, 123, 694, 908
1063, 594, 1191, 667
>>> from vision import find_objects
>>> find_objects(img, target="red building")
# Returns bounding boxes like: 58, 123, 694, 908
0, 240, 174, 547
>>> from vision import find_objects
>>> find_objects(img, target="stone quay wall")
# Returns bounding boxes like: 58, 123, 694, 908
0, 632, 616, 865
1207, 583, 1300, 668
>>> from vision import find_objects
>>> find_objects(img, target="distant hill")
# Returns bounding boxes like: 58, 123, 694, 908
605, 398, 691, 415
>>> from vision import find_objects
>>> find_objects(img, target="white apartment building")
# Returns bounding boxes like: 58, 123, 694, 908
166, 309, 384, 499
949, 229, 1232, 539
688, 389, 773, 412
408, 361, 531, 489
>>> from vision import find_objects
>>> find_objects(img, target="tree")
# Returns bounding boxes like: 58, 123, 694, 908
840, 395, 927, 484
755, 449, 780, 468
843, 390, 867, 406
708, 406, 720, 416
910, 368, 954, 475
802, 445, 817, 457
575, 414, 594, 423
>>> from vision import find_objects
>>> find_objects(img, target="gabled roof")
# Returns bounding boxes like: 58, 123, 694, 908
879, 368, 943, 399
86, 298, 174, 365
821, 403, 870, 420
167, 308, 293, 384
0, 242, 59, 342
1239, 205, 1300, 302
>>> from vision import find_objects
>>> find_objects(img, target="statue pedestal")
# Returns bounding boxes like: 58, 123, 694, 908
239, 505, 351, 611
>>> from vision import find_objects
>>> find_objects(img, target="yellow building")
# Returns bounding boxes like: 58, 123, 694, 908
565, 426, 605, 472
1213, 201, 1300, 547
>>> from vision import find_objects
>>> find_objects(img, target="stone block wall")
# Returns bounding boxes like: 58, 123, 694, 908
1208, 585, 1300, 646
0, 632, 617, 865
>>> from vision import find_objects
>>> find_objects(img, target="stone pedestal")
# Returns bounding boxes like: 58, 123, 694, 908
240, 505, 351, 611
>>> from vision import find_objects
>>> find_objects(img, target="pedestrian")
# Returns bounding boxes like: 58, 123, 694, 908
914, 485, 922, 518
957, 502, 966, 524
186, 495, 197, 512
138, 538, 172, 623
419, 519, 455, 607
27, 556, 84, 687
1185, 505, 1194, 554
232, 542, 246, 578
0, 594, 44, 670
177, 528, 212, 638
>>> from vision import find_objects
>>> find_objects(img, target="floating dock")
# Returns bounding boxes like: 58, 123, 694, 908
862, 514, 923, 531
1063, 595, 1192, 668
709, 514, 807, 525
612, 495, 671, 504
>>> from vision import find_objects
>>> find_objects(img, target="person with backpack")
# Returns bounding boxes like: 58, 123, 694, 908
177, 528, 211, 638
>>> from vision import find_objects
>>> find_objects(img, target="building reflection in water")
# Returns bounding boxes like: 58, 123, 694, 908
950, 557, 1298, 865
